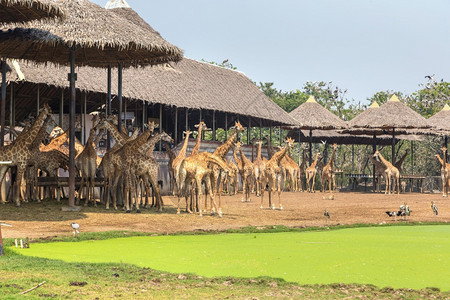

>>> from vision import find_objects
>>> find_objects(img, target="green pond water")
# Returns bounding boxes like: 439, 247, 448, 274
12, 225, 450, 290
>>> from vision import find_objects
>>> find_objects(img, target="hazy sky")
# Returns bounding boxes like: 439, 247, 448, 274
92, 0, 450, 104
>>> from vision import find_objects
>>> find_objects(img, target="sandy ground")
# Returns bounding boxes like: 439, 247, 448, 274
0, 190, 449, 239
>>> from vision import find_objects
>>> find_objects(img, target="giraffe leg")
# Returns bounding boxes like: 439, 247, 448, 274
195, 176, 204, 217
218, 175, 225, 217
277, 173, 283, 210
14, 166, 26, 207
312, 173, 316, 193
260, 176, 266, 209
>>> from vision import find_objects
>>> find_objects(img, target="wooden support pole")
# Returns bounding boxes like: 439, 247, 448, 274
36, 84, 39, 117
159, 104, 162, 151
212, 110, 216, 141
0, 60, 5, 146
59, 89, 63, 128
309, 129, 313, 165
185, 108, 188, 132
117, 63, 123, 134
298, 130, 301, 165
124, 98, 127, 133
225, 113, 228, 141
9, 83, 13, 141
373, 134, 377, 192
174, 107, 178, 144
83, 93, 87, 144
68, 46, 77, 208
392, 128, 396, 163
107, 65, 111, 150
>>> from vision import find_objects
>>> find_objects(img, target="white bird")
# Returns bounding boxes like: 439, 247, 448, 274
71, 223, 80, 235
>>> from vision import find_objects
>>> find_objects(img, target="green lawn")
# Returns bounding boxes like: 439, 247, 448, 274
12, 225, 450, 291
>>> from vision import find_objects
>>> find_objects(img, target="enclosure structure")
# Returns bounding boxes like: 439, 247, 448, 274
0, 0, 64, 23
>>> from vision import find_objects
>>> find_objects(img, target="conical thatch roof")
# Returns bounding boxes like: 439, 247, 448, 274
6, 58, 299, 126
346, 95, 429, 135
289, 96, 347, 130
427, 104, 450, 134
0, 0, 64, 23
0, 0, 183, 67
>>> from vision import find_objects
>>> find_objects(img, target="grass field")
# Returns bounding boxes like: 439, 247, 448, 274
11, 225, 450, 291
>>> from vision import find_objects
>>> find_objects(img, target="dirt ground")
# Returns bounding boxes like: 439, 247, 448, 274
0, 190, 449, 239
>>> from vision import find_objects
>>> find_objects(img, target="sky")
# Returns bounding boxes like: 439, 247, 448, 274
92, 0, 450, 104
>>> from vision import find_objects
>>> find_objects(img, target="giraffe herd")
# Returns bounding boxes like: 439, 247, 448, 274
0, 106, 448, 217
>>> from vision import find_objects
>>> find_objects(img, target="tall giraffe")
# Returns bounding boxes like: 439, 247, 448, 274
298, 150, 307, 192
75, 127, 99, 206
373, 150, 400, 195
164, 140, 176, 194
435, 152, 449, 197
321, 143, 338, 199
238, 142, 254, 202
260, 138, 294, 210
370, 155, 387, 193
0, 104, 52, 206
252, 140, 266, 197
190, 121, 207, 156
172, 130, 191, 197
210, 121, 244, 216
306, 152, 321, 193
440, 147, 449, 197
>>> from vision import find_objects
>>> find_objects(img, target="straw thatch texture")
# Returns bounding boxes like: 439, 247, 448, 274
427, 104, 450, 135
0, 0, 64, 23
7, 58, 299, 126
0, 0, 183, 67
289, 96, 347, 130
287, 129, 423, 145
346, 95, 429, 135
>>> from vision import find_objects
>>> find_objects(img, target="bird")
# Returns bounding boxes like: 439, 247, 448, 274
324, 209, 330, 219
385, 211, 398, 217
71, 222, 80, 235
431, 201, 438, 215
425, 74, 435, 81
222, 59, 229, 64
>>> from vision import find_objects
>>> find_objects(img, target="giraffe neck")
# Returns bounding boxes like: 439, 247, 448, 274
267, 143, 275, 158
141, 132, 165, 154
239, 148, 252, 165
176, 132, 191, 159
191, 127, 203, 156
326, 148, 337, 168
377, 153, 392, 168
104, 120, 128, 146
443, 150, 447, 170
163, 141, 176, 160
85, 130, 96, 149
256, 143, 262, 160
370, 156, 385, 168
124, 128, 152, 151
233, 148, 241, 165
30, 116, 52, 151
436, 155, 444, 166
394, 152, 408, 168
50, 130, 69, 148
214, 130, 238, 158
16, 109, 49, 147
310, 154, 320, 168
271, 146, 288, 166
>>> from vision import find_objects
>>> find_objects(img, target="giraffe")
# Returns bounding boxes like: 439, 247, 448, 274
210, 121, 244, 216
252, 140, 266, 196
233, 142, 243, 180
280, 151, 297, 192
370, 155, 387, 193
177, 151, 229, 216
394, 149, 409, 173
238, 142, 254, 202
0, 104, 52, 206
109, 124, 154, 212
285, 148, 301, 192
164, 140, 176, 195
306, 152, 322, 193
436, 148, 450, 197
97, 118, 142, 209
171, 131, 191, 197
298, 150, 307, 192
224, 158, 239, 195
40, 128, 69, 152
127, 132, 173, 212
373, 150, 400, 195
75, 125, 100, 206
260, 137, 294, 210
321, 143, 338, 199
190, 121, 207, 156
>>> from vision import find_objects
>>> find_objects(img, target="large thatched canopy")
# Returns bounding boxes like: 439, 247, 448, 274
289, 96, 347, 130
0, 0, 64, 23
5, 58, 299, 127
345, 95, 429, 135
427, 104, 450, 135
0, 0, 183, 67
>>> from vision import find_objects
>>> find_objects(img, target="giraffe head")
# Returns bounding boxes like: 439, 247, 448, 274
255, 140, 263, 146
41, 103, 52, 115
160, 131, 174, 144
442, 147, 447, 153
234, 141, 241, 151
233, 121, 245, 133
183, 130, 191, 138
373, 150, 381, 159
194, 121, 208, 131
284, 137, 294, 149
49, 126, 64, 139
333, 143, 338, 150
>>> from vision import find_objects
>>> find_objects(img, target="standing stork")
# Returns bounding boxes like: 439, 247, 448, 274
431, 201, 438, 215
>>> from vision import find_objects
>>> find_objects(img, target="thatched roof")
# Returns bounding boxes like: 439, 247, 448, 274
0, 0, 183, 67
345, 95, 429, 135
7, 58, 299, 126
287, 128, 423, 145
289, 96, 347, 130
0, 0, 64, 23
427, 104, 450, 134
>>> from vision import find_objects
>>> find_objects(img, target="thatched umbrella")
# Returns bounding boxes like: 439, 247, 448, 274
428, 103, 450, 145
346, 94, 429, 163
0, 0, 64, 23
289, 95, 347, 163
0, 0, 183, 208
